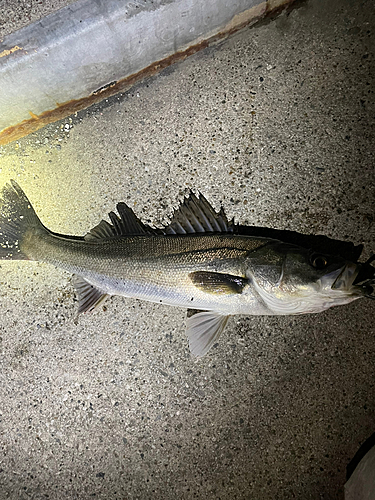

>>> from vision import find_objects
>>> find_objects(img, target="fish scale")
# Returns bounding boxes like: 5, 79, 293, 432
0, 180, 374, 356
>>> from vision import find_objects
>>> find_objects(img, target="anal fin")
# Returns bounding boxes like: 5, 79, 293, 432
73, 275, 108, 313
186, 310, 229, 357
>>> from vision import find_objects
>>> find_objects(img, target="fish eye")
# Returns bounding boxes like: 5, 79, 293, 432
310, 254, 328, 270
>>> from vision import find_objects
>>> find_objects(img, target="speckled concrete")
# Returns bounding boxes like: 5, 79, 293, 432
0, 0, 374, 498
0, 0, 77, 38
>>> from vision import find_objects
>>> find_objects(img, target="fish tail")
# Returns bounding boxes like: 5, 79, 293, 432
0, 180, 47, 260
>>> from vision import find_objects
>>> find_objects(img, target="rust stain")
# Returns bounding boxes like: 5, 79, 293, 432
0, 40, 209, 146
0, 45, 23, 58
0, 0, 294, 146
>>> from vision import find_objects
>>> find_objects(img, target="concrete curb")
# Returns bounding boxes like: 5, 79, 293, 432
0, 0, 293, 145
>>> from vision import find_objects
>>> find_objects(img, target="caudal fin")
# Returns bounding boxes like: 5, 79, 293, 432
0, 180, 47, 260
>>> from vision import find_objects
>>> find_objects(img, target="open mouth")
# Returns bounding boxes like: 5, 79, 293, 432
331, 263, 359, 291
344, 255, 375, 298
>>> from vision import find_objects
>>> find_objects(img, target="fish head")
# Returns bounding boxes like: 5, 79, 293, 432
247, 242, 375, 314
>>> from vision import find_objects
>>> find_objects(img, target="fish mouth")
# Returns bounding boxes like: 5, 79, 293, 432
331, 256, 375, 298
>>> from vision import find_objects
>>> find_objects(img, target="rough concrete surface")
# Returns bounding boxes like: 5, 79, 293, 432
0, 0, 77, 38
0, 0, 374, 498
0, 0, 269, 137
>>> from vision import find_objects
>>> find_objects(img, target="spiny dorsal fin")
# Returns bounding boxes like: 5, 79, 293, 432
164, 191, 234, 235
85, 201, 157, 241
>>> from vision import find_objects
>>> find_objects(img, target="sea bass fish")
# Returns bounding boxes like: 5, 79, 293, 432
0, 181, 374, 356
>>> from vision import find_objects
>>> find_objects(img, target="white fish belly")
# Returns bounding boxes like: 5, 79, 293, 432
79, 269, 272, 315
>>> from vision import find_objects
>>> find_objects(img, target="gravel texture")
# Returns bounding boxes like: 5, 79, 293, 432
0, 0, 77, 38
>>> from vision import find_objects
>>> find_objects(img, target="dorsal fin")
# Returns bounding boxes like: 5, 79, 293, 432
85, 201, 157, 241
164, 191, 234, 235
85, 191, 233, 241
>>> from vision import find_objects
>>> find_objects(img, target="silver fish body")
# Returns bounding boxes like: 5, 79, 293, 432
26, 231, 272, 314
0, 181, 374, 356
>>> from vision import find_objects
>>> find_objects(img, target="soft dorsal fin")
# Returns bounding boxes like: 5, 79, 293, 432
85, 202, 157, 241
164, 191, 234, 235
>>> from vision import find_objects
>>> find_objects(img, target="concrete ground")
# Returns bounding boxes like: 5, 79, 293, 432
0, 0, 374, 498
0, 0, 77, 38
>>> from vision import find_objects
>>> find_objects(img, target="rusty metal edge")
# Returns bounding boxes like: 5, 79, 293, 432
0, 0, 295, 146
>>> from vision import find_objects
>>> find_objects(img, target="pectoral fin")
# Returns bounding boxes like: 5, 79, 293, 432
73, 275, 108, 313
186, 310, 230, 357
189, 271, 248, 294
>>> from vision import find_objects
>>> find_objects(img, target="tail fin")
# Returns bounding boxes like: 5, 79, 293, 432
0, 180, 47, 260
